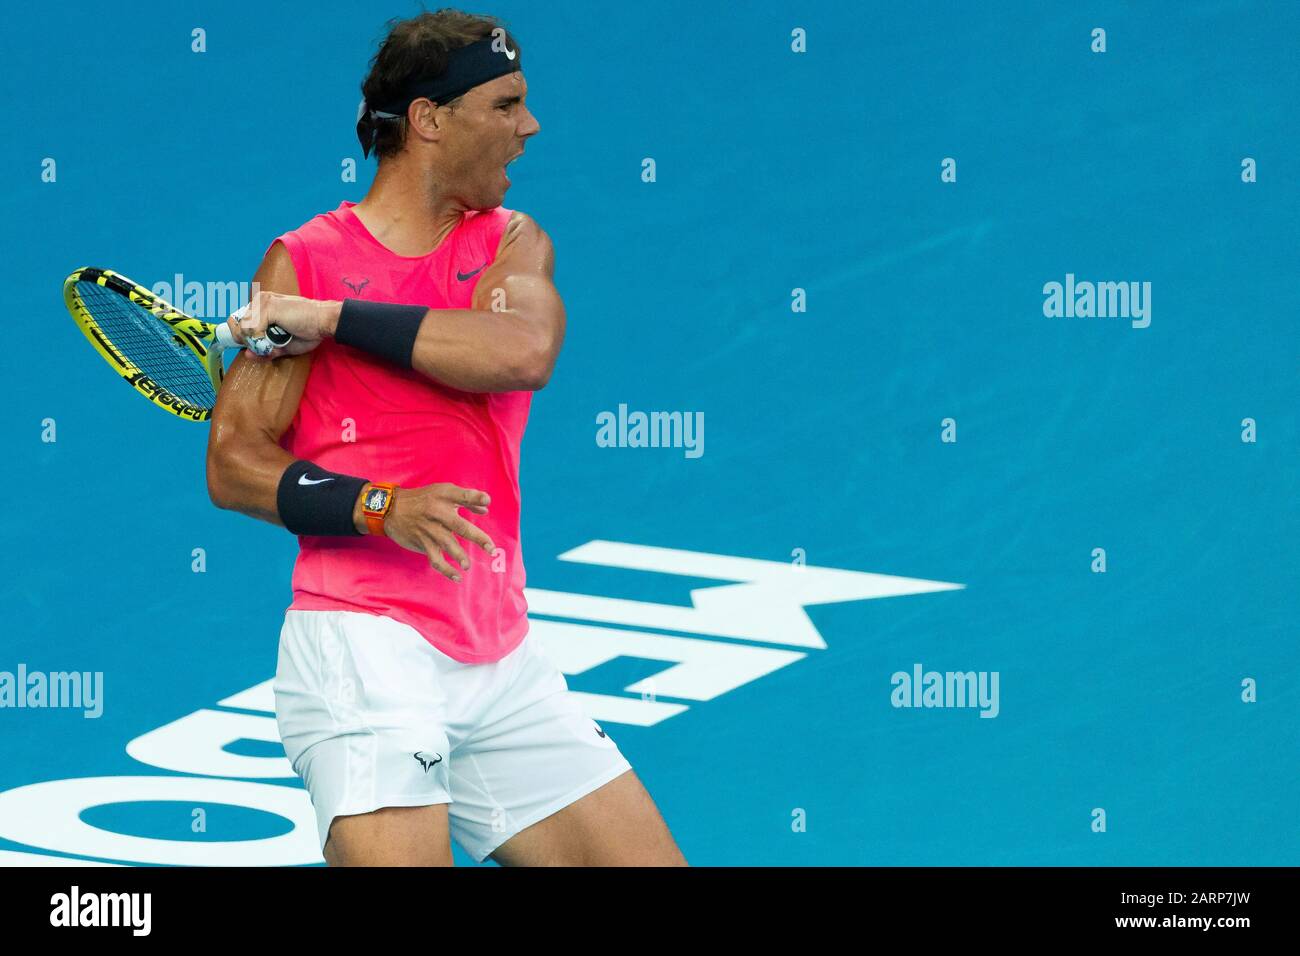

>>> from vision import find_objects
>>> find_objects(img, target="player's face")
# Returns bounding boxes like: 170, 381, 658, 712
446, 72, 539, 209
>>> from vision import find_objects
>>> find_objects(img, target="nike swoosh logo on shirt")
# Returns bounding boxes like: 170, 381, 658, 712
298, 475, 335, 486
456, 262, 487, 282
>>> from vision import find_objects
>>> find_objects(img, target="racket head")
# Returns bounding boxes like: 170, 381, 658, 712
62, 267, 225, 422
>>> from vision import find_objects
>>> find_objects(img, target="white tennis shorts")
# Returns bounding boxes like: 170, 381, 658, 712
273, 609, 632, 863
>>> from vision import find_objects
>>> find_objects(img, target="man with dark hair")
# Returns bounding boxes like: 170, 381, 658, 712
207, 9, 686, 867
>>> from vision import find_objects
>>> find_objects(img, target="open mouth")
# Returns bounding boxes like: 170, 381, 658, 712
501, 151, 523, 185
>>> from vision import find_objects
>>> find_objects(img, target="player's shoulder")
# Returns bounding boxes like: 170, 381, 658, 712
263, 203, 356, 289
291, 203, 354, 241
496, 209, 553, 254
266, 203, 355, 256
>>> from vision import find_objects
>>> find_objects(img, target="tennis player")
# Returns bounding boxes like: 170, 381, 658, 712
206, 10, 686, 867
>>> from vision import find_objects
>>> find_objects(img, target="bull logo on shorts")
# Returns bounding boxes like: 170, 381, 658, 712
413, 751, 443, 772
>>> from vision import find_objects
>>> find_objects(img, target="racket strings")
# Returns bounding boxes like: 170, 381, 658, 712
75, 282, 218, 408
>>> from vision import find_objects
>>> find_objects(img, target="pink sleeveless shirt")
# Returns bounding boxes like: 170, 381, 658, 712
270, 201, 531, 664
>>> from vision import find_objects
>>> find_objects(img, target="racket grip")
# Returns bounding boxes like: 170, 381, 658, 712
220, 306, 294, 353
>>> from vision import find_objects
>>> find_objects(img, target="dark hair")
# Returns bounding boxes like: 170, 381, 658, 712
358, 9, 520, 160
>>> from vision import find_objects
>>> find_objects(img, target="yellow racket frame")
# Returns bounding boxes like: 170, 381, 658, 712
63, 267, 226, 422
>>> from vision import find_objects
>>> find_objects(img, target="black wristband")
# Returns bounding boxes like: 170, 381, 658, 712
276, 460, 369, 536
334, 298, 428, 368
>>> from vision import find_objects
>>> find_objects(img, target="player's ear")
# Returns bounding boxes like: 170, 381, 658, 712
406, 99, 442, 144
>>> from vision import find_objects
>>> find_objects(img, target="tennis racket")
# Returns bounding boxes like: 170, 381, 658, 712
62, 266, 293, 422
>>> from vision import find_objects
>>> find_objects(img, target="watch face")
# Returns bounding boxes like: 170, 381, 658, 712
365, 488, 390, 512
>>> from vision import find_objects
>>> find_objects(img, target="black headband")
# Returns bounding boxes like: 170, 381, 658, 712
356, 36, 522, 157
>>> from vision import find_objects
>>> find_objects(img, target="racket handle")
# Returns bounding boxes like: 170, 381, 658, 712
266, 325, 293, 347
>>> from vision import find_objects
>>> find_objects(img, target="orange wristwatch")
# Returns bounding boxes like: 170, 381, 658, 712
362, 482, 398, 536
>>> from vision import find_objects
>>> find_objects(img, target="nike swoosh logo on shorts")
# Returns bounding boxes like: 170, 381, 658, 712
298, 475, 335, 485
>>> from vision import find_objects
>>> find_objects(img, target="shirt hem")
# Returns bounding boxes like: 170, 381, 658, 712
285, 600, 529, 665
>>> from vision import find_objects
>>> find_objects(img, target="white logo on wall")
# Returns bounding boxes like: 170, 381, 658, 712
0, 541, 961, 866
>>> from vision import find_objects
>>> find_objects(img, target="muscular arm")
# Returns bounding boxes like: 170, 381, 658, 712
408, 211, 566, 392
206, 242, 369, 532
